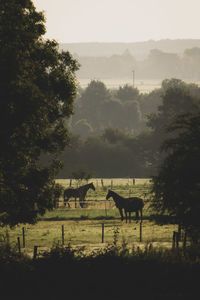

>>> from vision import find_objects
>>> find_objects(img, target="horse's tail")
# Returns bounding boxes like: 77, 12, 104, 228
141, 198, 144, 208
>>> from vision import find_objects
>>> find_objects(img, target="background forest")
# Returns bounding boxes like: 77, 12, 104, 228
50, 78, 200, 178
61, 41, 200, 80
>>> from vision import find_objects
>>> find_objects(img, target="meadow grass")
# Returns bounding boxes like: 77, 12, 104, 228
0, 181, 177, 254
56, 180, 152, 206
0, 216, 178, 254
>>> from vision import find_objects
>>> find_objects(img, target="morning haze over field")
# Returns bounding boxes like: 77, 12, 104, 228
1, 1, 200, 298
33, 1, 200, 88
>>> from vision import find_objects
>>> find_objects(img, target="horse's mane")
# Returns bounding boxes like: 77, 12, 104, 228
110, 190, 123, 197
85, 182, 94, 187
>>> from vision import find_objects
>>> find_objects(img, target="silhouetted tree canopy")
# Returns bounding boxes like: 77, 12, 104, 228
71, 80, 143, 136
57, 129, 152, 179
60, 79, 200, 179
116, 84, 139, 102
146, 79, 200, 171
0, 0, 79, 226
151, 112, 200, 242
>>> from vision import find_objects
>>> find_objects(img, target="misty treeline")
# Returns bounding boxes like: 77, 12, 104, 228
75, 47, 200, 80
61, 39, 200, 61
53, 78, 200, 178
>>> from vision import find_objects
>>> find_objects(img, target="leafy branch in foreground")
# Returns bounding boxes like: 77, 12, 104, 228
0, 0, 79, 226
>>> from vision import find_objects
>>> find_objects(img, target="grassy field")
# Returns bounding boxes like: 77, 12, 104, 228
0, 180, 179, 256
55, 178, 151, 206
56, 177, 151, 188
1, 217, 178, 256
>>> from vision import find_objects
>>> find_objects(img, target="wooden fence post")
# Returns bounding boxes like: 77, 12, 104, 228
101, 179, 104, 188
139, 222, 142, 242
175, 232, 179, 248
111, 180, 113, 189
183, 231, 187, 248
104, 201, 107, 217
22, 227, 25, 248
172, 231, 176, 249
33, 246, 38, 260
17, 237, 21, 254
75, 197, 77, 208
133, 178, 135, 185
102, 223, 104, 243
172, 231, 179, 249
178, 224, 181, 242
62, 225, 64, 245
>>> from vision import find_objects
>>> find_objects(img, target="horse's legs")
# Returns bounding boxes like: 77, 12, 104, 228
129, 212, 131, 223
119, 208, 124, 221
80, 197, 84, 208
79, 196, 85, 208
64, 198, 70, 208
123, 209, 127, 223
136, 211, 139, 223
140, 209, 143, 223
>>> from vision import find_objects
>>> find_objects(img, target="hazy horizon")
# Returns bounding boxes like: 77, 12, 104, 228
33, 0, 200, 44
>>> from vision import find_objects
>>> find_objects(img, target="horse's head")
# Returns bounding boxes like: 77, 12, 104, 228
106, 190, 112, 200
89, 182, 95, 191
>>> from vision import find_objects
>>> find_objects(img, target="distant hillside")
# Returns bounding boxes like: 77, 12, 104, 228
60, 39, 200, 60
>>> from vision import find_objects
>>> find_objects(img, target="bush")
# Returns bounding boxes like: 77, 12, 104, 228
0, 236, 200, 298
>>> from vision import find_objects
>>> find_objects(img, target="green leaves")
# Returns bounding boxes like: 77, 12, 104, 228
0, 1, 78, 226
151, 112, 200, 242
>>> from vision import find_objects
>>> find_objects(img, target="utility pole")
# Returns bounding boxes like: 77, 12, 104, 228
132, 69, 135, 88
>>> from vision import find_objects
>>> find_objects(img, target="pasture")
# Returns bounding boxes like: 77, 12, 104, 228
79, 78, 162, 93
0, 178, 180, 256
1, 217, 178, 257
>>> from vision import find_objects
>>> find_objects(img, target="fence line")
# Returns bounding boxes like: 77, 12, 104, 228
12, 220, 182, 259
56, 178, 152, 188
57, 184, 151, 208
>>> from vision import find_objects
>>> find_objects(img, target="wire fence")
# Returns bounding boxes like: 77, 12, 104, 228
56, 177, 152, 188
8, 220, 182, 259
0, 178, 186, 258
56, 178, 152, 210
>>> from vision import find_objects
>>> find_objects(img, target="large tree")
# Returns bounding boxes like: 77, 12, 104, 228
146, 79, 200, 173
151, 112, 200, 242
0, 0, 79, 226
73, 80, 111, 132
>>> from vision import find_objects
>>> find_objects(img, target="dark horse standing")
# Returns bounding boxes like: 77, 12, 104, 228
64, 182, 95, 208
106, 190, 144, 223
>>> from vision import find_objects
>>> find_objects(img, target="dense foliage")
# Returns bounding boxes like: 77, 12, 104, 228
0, 239, 200, 298
151, 112, 200, 242
0, 0, 79, 226
58, 129, 153, 178
56, 79, 200, 178
146, 78, 200, 170
71, 80, 144, 136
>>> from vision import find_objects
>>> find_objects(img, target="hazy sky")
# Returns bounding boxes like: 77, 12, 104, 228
33, 0, 200, 43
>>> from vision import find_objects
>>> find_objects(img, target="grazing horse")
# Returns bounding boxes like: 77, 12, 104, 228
106, 190, 144, 223
64, 182, 95, 208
